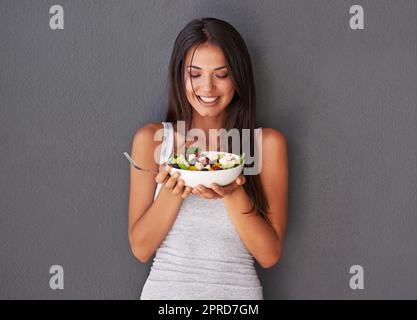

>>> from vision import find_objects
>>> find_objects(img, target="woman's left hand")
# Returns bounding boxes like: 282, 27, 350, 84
192, 174, 246, 199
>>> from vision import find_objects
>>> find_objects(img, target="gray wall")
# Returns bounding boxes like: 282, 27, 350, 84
1, 0, 416, 299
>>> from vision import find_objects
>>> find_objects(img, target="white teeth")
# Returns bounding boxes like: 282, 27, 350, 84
199, 96, 219, 103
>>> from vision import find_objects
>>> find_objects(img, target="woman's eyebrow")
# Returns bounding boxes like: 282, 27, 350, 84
187, 65, 227, 71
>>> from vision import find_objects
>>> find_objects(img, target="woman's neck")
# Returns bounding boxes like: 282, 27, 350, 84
173, 112, 227, 153
190, 112, 226, 137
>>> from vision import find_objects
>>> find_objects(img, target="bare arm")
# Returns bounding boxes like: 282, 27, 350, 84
189, 128, 288, 268
127, 124, 192, 262
223, 128, 288, 268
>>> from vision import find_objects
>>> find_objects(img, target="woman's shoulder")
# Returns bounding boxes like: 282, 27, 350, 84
134, 122, 165, 136
260, 127, 287, 149
132, 122, 164, 147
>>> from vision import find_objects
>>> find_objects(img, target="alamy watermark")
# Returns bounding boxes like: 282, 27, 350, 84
152, 121, 263, 175
49, 265, 64, 290
349, 5, 364, 30
349, 265, 364, 290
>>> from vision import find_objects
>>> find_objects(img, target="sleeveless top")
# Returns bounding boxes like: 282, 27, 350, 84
140, 122, 264, 300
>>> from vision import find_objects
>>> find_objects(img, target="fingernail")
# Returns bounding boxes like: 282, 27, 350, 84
165, 166, 170, 172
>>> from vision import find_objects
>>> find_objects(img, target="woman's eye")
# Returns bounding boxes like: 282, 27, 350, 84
189, 73, 229, 79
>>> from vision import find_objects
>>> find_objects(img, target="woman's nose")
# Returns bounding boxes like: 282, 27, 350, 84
199, 75, 215, 91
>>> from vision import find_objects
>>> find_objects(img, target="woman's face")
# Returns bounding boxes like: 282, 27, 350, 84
183, 42, 235, 117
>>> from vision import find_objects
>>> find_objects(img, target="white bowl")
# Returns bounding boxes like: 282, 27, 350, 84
167, 151, 244, 188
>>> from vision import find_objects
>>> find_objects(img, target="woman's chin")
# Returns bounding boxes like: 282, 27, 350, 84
196, 107, 224, 117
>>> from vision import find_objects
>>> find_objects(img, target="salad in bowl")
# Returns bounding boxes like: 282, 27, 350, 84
166, 147, 245, 188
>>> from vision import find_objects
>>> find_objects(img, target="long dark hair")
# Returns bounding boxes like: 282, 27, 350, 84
165, 17, 271, 225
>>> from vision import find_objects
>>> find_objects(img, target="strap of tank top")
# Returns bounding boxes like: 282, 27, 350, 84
160, 122, 174, 165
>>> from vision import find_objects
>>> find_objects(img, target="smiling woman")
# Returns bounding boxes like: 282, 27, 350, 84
128, 17, 288, 300
184, 43, 235, 112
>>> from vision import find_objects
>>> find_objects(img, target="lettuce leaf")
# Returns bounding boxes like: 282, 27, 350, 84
178, 162, 188, 170
240, 153, 245, 165
185, 146, 202, 154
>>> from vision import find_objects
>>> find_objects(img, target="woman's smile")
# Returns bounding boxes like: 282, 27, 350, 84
197, 95, 221, 105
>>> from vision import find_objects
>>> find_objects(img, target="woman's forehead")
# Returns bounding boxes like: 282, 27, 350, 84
184, 43, 226, 69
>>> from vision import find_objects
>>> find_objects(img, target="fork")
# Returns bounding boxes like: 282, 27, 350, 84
123, 152, 160, 175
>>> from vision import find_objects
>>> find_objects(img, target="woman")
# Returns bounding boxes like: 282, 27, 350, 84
128, 17, 288, 300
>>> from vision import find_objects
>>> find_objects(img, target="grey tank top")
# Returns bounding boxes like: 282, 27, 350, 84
140, 122, 263, 300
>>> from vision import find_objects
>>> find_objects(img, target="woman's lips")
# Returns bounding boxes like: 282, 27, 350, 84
197, 95, 220, 105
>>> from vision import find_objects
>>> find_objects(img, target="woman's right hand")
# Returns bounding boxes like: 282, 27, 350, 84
155, 164, 192, 199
